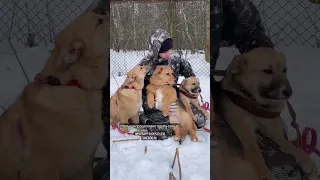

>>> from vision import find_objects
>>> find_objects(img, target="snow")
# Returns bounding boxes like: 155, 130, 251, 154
109, 50, 210, 180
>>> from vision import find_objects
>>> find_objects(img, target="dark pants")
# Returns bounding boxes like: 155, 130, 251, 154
139, 99, 208, 138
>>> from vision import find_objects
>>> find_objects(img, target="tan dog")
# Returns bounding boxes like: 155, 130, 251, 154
146, 66, 177, 117
212, 47, 318, 180
146, 66, 198, 142
0, 10, 109, 180
110, 65, 151, 133
179, 77, 209, 121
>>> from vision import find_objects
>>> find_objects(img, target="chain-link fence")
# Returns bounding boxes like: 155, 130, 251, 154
0, 0, 97, 48
110, 0, 210, 77
254, 0, 320, 48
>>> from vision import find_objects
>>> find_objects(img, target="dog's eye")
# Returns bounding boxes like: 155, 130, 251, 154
166, 73, 170, 75
283, 68, 287, 73
140, 67, 143, 70
193, 83, 196, 85
96, 18, 103, 27
263, 69, 273, 74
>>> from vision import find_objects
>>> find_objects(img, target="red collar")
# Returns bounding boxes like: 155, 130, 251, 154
224, 90, 281, 119
121, 84, 136, 90
34, 73, 84, 89
179, 89, 198, 99
65, 79, 84, 89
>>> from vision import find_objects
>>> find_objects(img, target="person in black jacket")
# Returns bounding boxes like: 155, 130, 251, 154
138, 29, 208, 137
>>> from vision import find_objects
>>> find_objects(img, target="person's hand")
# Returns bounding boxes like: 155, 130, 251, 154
169, 103, 178, 114
155, 101, 162, 110
155, 101, 178, 115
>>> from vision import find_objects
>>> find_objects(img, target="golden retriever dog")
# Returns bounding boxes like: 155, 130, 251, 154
211, 47, 318, 180
179, 76, 209, 121
0, 9, 109, 180
146, 66, 198, 142
110, 65, 151, 133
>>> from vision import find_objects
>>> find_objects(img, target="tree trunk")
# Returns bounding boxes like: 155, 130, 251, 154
205, 0, 210, 63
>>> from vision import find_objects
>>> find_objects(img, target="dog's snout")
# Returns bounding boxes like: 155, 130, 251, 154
191, 87, 201, 93
282, 88, 292, 97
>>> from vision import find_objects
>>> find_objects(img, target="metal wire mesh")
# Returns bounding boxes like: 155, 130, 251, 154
110, 0, 210, 77
0, 0, 95, 47
254, 0, 320, 47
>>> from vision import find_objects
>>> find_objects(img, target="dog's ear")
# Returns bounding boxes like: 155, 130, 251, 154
154, 66, 163, 74
58, 39, 85, 66
181, 78, 187, 86
279, 52, 287, 61
226, 54, 247, 76
129, 74, 137, 82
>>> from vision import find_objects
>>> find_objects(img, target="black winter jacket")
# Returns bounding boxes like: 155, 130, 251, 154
211, 0, 274, 64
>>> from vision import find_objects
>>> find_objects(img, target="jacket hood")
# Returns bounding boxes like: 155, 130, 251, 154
147, 29, 171, 58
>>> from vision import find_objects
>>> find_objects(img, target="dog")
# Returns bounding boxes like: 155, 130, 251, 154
211, 47, 318, 180
146, 66, 177, 117
0, 10, 109, 180
179, 76, 209, 121
146, 66, 198, 142
110, 65, 151, 133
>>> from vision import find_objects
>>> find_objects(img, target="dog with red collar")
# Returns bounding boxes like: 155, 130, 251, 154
110, 65, 151, 133
179, 76, 210, 122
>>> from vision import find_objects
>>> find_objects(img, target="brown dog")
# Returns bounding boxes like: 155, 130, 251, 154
179, 77, 209, 121
212, 47, 318, 180
146, 66, 177, 117
0, 10, 109, 180
146, 66, 198, 142
110, 65, 151, 133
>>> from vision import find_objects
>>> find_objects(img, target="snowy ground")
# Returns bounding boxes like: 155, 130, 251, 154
109, 50, 211, 180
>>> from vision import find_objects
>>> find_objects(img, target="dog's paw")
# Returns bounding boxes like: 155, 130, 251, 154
191, 115, 197, 122
162, 111, 169, 117
147, 101, 154, 109
299, 159, 318, 180
191, 136, 198, 142
203, 111, 210, 118
120, 127, 129, 133
173, 135, 180, 141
